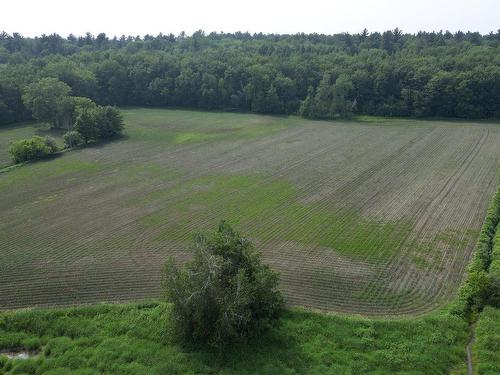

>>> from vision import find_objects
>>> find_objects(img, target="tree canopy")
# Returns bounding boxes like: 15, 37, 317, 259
1, 29, 499, 125
21, 78, 72, 127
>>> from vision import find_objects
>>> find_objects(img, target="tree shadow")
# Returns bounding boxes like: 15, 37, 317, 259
178, 318, 311, 374
80, 134, 130, 150
34, 127, 66, 139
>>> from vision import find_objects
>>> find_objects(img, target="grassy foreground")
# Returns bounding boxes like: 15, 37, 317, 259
0, 303, 468, 375
474, 306, 500, 375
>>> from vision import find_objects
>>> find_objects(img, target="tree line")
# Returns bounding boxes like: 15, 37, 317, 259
1, 29, 499, 125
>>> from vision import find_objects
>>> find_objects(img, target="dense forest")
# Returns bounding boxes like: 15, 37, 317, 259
1, 29, 499, 125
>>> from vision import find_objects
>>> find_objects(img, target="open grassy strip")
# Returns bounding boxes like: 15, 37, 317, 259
123, 109, 298, 146
447, 181, 500, 374
470, 207, 500, 374
473, 306, 500, 374
0, 303, 468, 375
1, 109, 499, 316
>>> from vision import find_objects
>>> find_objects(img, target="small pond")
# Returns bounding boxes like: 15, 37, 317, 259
0, 350, 39, 359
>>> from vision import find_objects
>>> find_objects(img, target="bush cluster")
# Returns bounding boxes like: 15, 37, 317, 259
8, 136, 59, 163
72, 105, 123, 144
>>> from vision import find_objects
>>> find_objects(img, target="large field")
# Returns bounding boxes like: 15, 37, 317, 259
1, 109, 499, 316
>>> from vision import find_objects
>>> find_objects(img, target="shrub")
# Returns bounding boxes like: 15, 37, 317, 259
74, 108, 99, 143
8, 136, 59, 163
22, 337, 41, 351
488, 226, 500, 307
162, 221, 284, 349
73, 105, 124, 144
63, 131, 84, 148
95, 106, 124, 139
43, 136, 59, 153
458, 271, 492, 316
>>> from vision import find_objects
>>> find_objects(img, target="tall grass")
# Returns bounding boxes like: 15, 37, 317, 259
0, 303, 467, 374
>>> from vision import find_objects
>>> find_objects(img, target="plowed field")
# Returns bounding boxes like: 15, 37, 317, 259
1, 109, 499, 316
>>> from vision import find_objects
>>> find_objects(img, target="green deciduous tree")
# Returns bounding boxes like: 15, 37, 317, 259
73, 104, 123, 143
74, 108, 99, 143
331, 74, 354, 118
299, 86, 315, 118
423, 71, 460, 117
162, 221, 283, 349
43, 60, 98, 98
311, 73, 333, 118
1, 30, 499, 125
95, 105, 124, 139
22, 78, 72, 128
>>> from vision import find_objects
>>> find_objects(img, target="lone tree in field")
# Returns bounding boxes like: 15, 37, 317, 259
162, 221, 284, 348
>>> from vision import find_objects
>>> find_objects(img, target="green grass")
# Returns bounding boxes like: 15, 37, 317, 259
122, 108, 296, 145
351, 115, 396, 123
0, 157, 103, 191
139, 173, 411, 261
351, 115, 500, 126
474, 306, 500, 374
0, 302, 468, 375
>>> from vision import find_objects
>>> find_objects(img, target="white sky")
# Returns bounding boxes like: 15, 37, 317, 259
1, 0, 499, 37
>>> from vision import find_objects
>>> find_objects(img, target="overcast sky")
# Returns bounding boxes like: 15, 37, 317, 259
2, 0, 499, 37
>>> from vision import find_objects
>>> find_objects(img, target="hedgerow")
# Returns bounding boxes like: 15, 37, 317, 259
454, 184, 500, 319
487, 223, 500, 307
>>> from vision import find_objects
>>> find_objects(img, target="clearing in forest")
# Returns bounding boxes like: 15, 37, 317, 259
1, 109, 499, 316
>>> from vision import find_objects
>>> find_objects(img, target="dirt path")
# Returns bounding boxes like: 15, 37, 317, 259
466, 326, 475, 375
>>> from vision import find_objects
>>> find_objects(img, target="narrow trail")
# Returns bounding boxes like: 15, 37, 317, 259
466, 324, 475, 375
